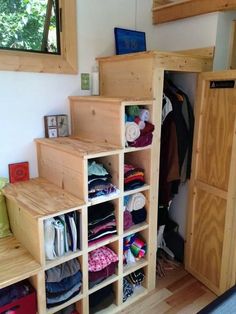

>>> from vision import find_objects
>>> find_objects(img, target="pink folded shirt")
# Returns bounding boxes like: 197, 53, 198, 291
88, 246, 119, 272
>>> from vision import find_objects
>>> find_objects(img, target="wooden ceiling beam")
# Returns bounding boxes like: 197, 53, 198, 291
153, 0, 236, 24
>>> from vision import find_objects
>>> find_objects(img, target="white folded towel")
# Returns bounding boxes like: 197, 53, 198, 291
125, 122, 140, 142
139, 109, 150, 122
127, 193, 146, 212
44, 218, 56, 260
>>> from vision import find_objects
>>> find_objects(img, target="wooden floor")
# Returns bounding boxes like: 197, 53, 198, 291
121, 267, 216, 314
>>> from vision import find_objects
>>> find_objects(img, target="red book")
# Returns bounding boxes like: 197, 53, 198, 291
8, 162, 29, 183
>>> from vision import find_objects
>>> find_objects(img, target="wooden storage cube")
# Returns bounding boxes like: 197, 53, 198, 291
124, 150, 151, 191
124, 102, 155, 149
88, 200, 119, 248
36, 138, 86, 200
88, 241, 119, 293
0, 280, 37, 314
89, 281, 118, 313
98, 51, 212, 99
45, 256, 83, 312
123, 230, 148, 276
123, 190, 150, 234
123, 266, 147, 305
43, 210, 82, 267
87, 154, 121, 203
70, 96, 123, 146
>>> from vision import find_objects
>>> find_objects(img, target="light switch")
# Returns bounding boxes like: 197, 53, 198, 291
81, 73, 90, 90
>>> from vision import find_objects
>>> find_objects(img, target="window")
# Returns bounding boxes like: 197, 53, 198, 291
0, 0, 77, 74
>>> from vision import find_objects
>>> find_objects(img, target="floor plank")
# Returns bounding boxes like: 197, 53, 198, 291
121, 267, 216, 314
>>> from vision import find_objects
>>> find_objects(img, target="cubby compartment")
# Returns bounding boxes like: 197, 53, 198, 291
88, 199, 119, 247
0, 279, 37, 314
123, 266, 147, 305
54, 301, 81, 314
43, 210, 82, 267
123, 190, 150, 235
88, 241, 119, 293
124, 150, 151, 192
124, 101, 155, 150
89, 281, 118, 314
45, 257, 83, 313
123, 229, 148, 276
87, 154, 121, 204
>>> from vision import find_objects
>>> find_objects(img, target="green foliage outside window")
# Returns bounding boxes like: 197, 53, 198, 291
0, 0, 60, 53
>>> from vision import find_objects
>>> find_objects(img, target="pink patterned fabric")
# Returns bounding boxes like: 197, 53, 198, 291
124, 164, 135, 174
88, 246, 118, 272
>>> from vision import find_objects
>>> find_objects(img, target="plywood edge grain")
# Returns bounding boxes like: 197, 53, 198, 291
175, 47, 215, 58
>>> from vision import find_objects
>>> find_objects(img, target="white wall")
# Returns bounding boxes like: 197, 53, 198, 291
0, 0, 139, 178
213, 11, 236, 70
0, 0, 220, 186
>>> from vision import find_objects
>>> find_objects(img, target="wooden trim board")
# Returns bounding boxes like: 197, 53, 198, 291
0, 0, 78, 74
153, 0, 236, 24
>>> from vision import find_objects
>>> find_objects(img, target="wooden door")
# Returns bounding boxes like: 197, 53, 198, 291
185, 71, 236, 295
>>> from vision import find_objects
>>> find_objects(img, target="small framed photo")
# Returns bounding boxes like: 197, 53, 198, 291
44, 114, 69, 138
9, 162, 29, 183
114, 27, 146, 55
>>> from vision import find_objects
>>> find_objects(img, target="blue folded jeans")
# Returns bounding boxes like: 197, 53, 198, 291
46, 270, 82, 293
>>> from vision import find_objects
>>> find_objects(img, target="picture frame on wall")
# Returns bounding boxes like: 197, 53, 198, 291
114, 27, 146, 55
44, 114, 69, 138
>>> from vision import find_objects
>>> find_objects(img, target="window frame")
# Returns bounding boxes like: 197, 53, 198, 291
0, 0, 78, 74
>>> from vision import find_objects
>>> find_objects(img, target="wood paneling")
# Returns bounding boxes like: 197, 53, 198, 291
97, 51, 212, 99
186, 71, 236, 295
175, 47, 215, 58
153, 0, 236, 24
190, 189, 226, 288
197, 88, 236, 190
70, 97, 123, 146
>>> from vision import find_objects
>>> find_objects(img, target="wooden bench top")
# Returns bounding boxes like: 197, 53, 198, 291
0, 236, 41, 289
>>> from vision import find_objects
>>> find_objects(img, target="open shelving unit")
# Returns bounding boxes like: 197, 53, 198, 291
1, 49, 212, 314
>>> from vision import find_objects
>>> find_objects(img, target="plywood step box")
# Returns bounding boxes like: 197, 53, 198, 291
3, 178, 85, 314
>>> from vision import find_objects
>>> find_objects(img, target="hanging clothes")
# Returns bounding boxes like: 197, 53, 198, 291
158, 79, 194, 206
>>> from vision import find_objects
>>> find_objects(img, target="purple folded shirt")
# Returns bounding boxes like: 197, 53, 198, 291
89, 262, 117, 282
128, 133, 153, 148
123, 210, 134, 231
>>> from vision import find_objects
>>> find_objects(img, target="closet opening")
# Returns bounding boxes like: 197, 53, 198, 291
156, 71, 198, 282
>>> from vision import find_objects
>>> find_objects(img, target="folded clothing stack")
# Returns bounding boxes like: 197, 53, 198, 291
124, 164, 145, 191
123, 193, 147, 230
0, 280, 33, 307
89, 284, 114, 313
88, 202, 117, 244
44, 211, 80, 261
88, 246, 118, 289
88, 161, 119, 200
45, 259, 82, 308
123, 269, 145, 302
125, 106, 155, 148
123, 234, 147, 265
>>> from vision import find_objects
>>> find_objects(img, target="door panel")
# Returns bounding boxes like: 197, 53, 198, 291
197, 89, 236, 190
190, 188, 226, 288
186, 72, 236, 295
